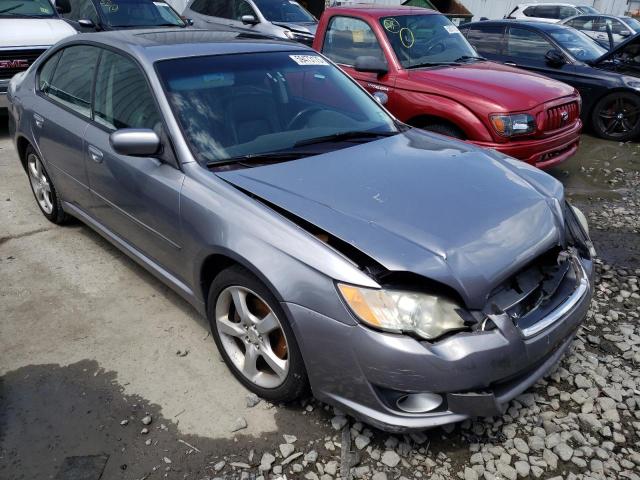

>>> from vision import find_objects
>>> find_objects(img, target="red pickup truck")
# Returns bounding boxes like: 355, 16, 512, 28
312, 6, 582, 169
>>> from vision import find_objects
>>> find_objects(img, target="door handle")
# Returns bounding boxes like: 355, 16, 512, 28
88, 145, 104, 163
33, 113, 44, 128
504, 61, 517, 67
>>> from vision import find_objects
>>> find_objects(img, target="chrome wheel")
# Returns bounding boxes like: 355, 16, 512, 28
215, 286, 289, 389
27, 153, 53, 215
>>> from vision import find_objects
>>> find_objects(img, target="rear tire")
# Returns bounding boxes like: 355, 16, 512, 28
207, 265, 308, 403
591, 92, 640, 142
25, 145, 67, 224
421, 122, 466, 139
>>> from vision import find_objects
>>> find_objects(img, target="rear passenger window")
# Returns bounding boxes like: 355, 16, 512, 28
44, 45, 100, 117
322, 16, 385, 66
535, 6, 559, 19
463, 25, 504, 55
93, 50, 161, 130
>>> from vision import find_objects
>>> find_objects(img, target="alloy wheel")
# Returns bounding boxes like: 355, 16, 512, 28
27, 153, 54, 215
597, 96, 640, 139
214, 286, 289, 389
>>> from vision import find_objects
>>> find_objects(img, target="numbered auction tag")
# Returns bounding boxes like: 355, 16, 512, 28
289, 55, 329, 66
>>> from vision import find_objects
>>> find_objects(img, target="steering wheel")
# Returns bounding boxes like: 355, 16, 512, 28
287, 107, 324, 130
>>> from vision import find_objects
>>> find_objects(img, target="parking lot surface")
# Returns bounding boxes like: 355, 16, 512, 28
1, 120, 639, 479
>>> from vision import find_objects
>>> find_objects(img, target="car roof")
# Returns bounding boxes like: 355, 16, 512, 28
325, 5, 437, 18
462, 19, 571, 32
53, 28, 310, 63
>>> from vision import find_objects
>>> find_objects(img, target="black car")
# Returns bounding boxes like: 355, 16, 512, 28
56, 0, 189, 31
460, 20, 640, 141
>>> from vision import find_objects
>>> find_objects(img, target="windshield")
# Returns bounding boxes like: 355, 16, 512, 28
576, 6, 599, 14
549, 28, 607, 62
624, 17, 640, 31
0, 0, 55, 17
156, 51, 398, 165
253, 0, 315, 23
380, 14, 479, 69
99, 0, 184, 27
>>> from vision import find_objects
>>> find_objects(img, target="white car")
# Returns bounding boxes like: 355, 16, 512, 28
506, 3, 599, 23
562, 14, 640, 48
0, 0, 76, 110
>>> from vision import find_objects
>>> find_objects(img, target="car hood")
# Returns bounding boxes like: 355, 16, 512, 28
272, 21, 317, 35
216, 130, 565, 308
0, 18, 77, 48
593, 31, 640, 65
408, 61, 576, 111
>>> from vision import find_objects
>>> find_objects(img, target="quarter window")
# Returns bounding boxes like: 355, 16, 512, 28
93, 50, 161, 130
322, 16, 384, 66
44, 45, 100, 117
507, 27, 553, 60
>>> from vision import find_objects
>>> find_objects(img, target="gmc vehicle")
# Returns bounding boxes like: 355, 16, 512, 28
313, 6, 582, 169
0, 0, 76, 110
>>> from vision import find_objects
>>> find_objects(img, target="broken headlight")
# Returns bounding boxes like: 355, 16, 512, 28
565, 202, 596, 258
337, 284, 466, 340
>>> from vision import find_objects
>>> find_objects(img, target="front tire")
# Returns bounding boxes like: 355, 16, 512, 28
25, 145, 67, 224
207, 265, 308, 403
592, 92, 640, 141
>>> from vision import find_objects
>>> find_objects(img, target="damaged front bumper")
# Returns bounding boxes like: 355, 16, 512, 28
284, 256, 593, 432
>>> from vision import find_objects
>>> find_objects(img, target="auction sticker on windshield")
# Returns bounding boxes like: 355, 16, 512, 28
444, 25, 458, 34
290, 55, 329, 66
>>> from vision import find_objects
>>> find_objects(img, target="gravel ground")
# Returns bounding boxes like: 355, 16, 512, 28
1, 129, 640, 480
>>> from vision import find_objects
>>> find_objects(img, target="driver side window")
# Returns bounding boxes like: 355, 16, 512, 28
322, 16, 385, 66
61, 0, 99, 23
233, 0, 256, 20
507, 27, 553, 61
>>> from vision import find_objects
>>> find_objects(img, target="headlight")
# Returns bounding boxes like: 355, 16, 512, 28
570, 205, 589, 236
283, 30, 313, 42
490, 113, 536, 137
337, 284, 466, 340
623, 76, 640, 91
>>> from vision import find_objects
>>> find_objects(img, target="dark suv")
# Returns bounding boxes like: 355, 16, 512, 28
461, 20, 640, 141
57, 0, 188, 31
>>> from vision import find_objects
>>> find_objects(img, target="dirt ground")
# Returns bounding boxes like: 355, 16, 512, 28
1, 116, 639, 480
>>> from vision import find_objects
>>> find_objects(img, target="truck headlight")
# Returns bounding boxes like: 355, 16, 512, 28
338, 284, 466, 340
490, 113, 536, 137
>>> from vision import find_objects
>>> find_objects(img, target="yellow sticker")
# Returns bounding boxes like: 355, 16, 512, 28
352, 29, 364, 43
399, 27, 414, 48
383, 17, 400, 33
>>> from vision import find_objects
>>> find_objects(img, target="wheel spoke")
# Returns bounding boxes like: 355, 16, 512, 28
260, 346, 287, 380
28, 159, 39, 179
242, 344, 260, 381
605, 119, 620, 134
625, 107, 640, 117
256, 312, 279, 334
217, 317, 245, 338
231, 288, 252, 324
599, 112, 616, 120
35, 159, 43, 180
621, 118, 634, 132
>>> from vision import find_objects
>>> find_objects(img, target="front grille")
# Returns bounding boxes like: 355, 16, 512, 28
545, 102, 579, 131
0, 49, 46, 80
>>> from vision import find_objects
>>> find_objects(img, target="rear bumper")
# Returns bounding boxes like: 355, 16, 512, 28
285, 257, 593, 432
472, 120, 582, 169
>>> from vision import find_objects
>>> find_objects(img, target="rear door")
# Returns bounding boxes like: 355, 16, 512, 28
32, 45, 100, 208
320, 15, 396, 107
83, 48, 185, 278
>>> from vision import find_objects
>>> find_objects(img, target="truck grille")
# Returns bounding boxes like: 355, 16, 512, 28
0, 49, 46, 80
545, 102, 579, 131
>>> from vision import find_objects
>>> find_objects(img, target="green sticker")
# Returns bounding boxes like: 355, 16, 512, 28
383, 18, 400, 33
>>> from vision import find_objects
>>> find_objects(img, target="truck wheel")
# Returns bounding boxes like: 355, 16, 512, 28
207, 265, 308, 403
421, 123, 466, 140
25, 145, 67, 224
592, 92, 640, 141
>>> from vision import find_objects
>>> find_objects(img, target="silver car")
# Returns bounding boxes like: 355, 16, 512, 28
183, 0, 316, 45
7, 29, 594, 432
562, 14, 640, 48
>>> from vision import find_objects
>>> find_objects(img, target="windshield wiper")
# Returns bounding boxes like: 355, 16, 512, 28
0, 4, 24, 13
207, 150, 320, 168
454, 55, 486, 62
294, 130, 397, 147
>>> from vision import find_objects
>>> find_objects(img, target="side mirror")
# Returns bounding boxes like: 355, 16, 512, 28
180, 15, 194, 26
620, 29, 631, 37
241, 14, 258, 25
354, 56, 388, 75
545, 49, 566, 67
110, 129, 161, 157
78, 18, 96, 28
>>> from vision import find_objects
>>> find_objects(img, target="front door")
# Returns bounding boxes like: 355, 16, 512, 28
320, 15, 396, 107
83, 48, 186, 280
